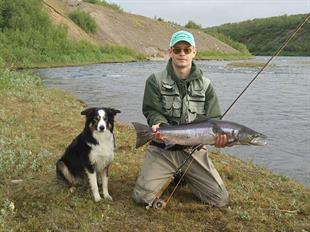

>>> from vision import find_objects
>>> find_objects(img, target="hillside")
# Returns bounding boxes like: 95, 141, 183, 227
205, 14, 310, 56
42, 0, 239, 58
0, 0, 142, 68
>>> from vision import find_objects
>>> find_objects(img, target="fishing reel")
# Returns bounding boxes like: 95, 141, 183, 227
146, 198, 166, 210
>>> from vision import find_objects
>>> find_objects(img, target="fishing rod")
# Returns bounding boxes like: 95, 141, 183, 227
151, 13, 310, 210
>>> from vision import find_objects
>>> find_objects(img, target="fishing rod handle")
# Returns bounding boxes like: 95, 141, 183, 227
155, 176, 174, 199
146, 176, 174, 210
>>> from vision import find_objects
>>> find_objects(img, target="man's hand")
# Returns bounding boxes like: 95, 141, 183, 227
151, 123, 162, 141
151, 123, 161, 133
214, 134, 229, 148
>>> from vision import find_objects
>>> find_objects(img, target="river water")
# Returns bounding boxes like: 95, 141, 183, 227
35, 56, 310, 186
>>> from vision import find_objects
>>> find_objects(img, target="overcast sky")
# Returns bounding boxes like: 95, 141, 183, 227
107, 0, 310, 27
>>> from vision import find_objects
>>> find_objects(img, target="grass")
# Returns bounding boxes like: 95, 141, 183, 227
69, 10, 97, 34
0, 68, 309, 231
83, 0, 123, 12
227, 61, 276, 68
196, 51, 252, 61
0, 0, 144, 69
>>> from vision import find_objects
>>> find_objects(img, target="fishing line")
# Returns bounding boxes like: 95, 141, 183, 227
162, 13, 310, 209
221, 13, 310, 119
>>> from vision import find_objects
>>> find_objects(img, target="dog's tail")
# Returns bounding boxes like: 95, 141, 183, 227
132, 122, 153, 148
56, 160, 76, 185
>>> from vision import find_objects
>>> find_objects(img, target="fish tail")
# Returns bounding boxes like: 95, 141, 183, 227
132, 122, 153, 148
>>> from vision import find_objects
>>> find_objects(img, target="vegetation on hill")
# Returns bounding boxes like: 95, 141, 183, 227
205, 14, 310, 56
184, 20, 251, 57
0, 0, 142, 68
83, 0, 123, 12
185, 20, 202, 30
69, 10, 97, 33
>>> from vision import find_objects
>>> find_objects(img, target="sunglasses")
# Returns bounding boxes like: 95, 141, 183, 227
172, 47, 193, 55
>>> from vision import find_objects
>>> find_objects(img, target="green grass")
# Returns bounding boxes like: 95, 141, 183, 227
0, 68, 309, 231
196, 51, 252, 60
0, 0, 144, 69
227, 61, 276, 68
69, 10, 97, 34
204, 30, 252, 55
83, 0, 123, 12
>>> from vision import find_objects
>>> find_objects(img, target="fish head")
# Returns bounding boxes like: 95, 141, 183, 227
238, 129, 267, 146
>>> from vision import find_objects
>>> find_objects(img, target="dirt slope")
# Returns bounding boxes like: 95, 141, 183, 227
43, 0, 239, 58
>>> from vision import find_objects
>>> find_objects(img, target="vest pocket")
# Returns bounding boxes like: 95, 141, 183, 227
188, 101, 205, 114
161, 81, 181, 118
162, 95, 181, 118
172, 97, 181, 117
188, 90, 206, 115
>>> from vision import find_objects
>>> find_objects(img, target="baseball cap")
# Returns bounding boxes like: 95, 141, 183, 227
169, 30, 195, 47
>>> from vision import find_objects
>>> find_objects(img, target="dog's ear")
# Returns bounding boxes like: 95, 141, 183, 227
81, 108, 96, 116
108, 108, 121, 116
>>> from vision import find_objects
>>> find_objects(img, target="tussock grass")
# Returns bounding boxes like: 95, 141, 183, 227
69, 10, 97, 34
227, 61, 276, 68
196, 51, 252, 61
83, 0, 123, 12
0, 68, 309, 231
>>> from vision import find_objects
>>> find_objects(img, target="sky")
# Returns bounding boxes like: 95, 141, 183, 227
107, 0, 310, 27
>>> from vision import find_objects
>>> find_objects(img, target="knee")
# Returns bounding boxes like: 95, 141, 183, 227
132, 184, 155, 205
197, 185, 229, 207
132, 187, 144, 204
214, 188, 229, 207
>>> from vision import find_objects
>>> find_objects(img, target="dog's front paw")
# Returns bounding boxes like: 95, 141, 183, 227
103, 193, 113, 201
94, 194, 102, 202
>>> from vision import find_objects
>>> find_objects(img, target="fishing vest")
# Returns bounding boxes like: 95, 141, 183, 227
154, 70, 210, 124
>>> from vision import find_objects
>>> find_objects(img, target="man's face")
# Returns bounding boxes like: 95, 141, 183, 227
169, 41, 196, 69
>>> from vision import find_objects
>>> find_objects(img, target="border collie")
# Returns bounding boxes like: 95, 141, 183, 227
56, 107, 120, 202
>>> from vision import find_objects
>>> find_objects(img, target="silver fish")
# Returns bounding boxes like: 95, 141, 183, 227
132, 119, 267, 148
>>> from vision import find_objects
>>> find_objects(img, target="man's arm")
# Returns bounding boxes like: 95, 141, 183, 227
142, 74, 168, 126
204, 83, 222, 119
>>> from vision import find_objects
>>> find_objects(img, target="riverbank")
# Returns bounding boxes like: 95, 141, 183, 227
0, 67, 309, 230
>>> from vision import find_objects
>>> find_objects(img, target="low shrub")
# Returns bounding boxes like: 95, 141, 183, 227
69, 10, 97, 33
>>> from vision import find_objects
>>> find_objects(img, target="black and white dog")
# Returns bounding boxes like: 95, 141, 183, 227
56, 107, 120, 202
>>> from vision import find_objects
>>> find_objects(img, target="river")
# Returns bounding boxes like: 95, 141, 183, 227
35, 56, 310, 186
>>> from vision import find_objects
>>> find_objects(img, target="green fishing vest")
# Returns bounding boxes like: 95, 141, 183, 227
154, 70, 210, 124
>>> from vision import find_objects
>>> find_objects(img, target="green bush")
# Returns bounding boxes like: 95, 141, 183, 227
83, 0, 123, 12
185, 20, 202, 29
206, 30, 251, 55
0, 0, 50, 31
69, 10, 97, 33
206, 14, 309, 56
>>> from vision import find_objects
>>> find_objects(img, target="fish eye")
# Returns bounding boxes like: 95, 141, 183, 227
232, 130, 238, 138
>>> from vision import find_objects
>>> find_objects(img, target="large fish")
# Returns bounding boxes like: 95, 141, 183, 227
132, 119, 267, 148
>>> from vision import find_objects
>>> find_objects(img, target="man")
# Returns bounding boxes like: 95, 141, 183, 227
132, 31, 229, 208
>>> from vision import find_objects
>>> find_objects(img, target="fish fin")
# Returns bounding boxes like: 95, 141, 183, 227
132, 122, 153, 148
